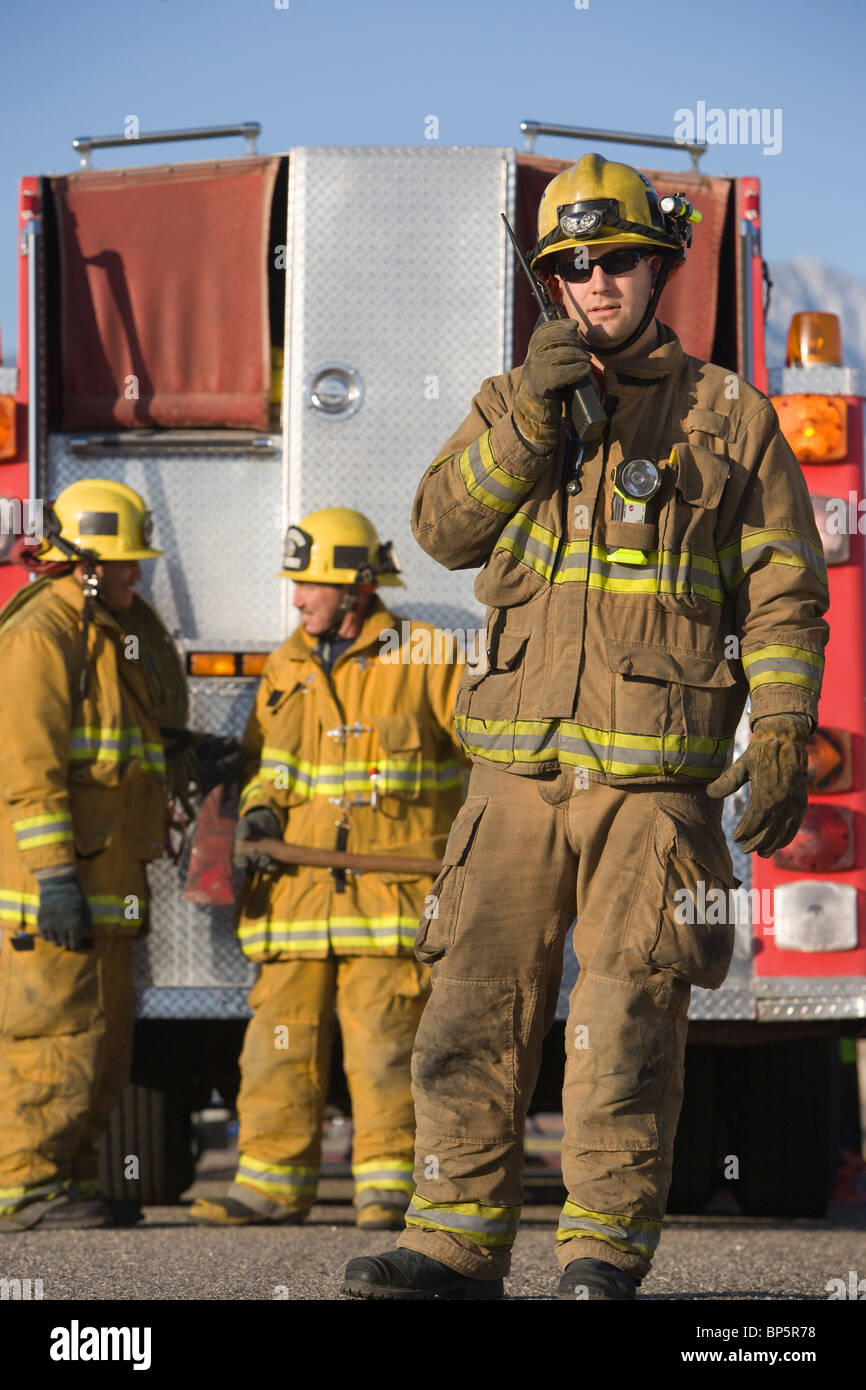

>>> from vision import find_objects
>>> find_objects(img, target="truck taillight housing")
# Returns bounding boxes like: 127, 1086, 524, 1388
773, 394, 847, 463
806, 726, 853, 793
811, 495, 850, 564
773, 805, 854, 873
0, 397, 15, 460
773, 881, 858, 952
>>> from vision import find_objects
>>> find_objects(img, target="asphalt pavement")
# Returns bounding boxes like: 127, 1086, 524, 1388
2, 1168, 864, 1302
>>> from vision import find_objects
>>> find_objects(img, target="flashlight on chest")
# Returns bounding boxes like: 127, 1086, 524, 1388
611, 458, 662, 522
608, 457, 663, 565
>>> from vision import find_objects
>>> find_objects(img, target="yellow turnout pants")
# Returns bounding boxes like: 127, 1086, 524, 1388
231, 954, 429, 1214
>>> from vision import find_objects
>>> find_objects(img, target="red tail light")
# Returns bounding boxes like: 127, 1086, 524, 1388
774, 805, 854, 872
806, 727, 853, 793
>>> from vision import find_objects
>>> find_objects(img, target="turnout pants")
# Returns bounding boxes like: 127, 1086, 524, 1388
0, 931, 135, 1211
397, 761, 736, 1283
231, 954, 429, 1214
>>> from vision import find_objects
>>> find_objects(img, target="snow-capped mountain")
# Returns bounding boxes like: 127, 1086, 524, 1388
765, 259, 866, 371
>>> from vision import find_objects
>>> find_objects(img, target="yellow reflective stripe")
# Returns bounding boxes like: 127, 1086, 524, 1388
12, 811, 74, 851
454, 714, 731, 779
742, 643, 823, 694
0, 1181, 64, 1212
494, 517, 725, 602
458, 431, 536, 514
239, 915, 420, 956
494, 512, 561, 581
257, 752, 460, 798
0, 891, 145, 929
12, 812, 69, 829
556, 1200, 660, 1261
0, 890, 39, 925
236, 1155, 318, 1197
68, 725, 165, 771
405, 1196, 520, 1247
718, 528, 828, 590
352, 1159, 415, 1193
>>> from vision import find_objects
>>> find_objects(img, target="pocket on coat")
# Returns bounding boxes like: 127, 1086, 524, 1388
459, 629, 529, 726
0, 932, 103, 1038
657, 443, 729, 616
414, 796, 488, 965
647, 804, 737, 990
606, 638, 738, 770
373, 714, 423, 801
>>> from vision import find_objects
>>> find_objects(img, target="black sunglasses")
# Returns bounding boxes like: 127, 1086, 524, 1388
554, 246, 650, 283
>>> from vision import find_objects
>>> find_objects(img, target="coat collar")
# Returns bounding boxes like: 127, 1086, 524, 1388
602, 322, 685, 389
51, 574, 128, 636
284, 596, 397, 666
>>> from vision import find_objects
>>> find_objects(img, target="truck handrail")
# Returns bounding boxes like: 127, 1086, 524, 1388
71, 122, 261, 169
520, 120, 706, 171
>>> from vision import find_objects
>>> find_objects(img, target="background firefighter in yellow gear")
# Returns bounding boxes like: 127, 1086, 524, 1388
190, 508, 466, 1230
0, 479, 172, 1232
342, 156, 829, 1300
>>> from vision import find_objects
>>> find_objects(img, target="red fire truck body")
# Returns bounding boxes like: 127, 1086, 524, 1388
0, 124, 862, 1214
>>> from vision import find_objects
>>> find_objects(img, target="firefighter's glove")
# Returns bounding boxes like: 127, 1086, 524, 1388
194, 735, 245, 794
706, 714, 810, 858
513, 320, 593, 455
234, 807, 284, 875
35, 871, 93, 951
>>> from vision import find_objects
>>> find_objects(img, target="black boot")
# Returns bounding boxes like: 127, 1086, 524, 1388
342, 1248, 504, 1300
557, 1257, 637, 1300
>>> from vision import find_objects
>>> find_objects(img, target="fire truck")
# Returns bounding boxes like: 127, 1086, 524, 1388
0, 120, 863, 1216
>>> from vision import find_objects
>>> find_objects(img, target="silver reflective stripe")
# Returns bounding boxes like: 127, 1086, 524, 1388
461, 437, 531, 506
558, 1212, 660, 1251
355, 1188, 410, 1211
239, 930, 331, 948
744, 656, 820, 678
15, 821, 72, 843
407, 1200, 516, 1236
353, 1168, 413, 1185
236, 1165, 316, 1190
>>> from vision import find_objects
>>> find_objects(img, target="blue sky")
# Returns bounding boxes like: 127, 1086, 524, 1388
2, 0, 863, 363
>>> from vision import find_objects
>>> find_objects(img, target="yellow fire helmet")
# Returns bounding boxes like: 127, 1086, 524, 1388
529, 153, 695, 272
279, 507, 404, 587
40, 478, 162, 562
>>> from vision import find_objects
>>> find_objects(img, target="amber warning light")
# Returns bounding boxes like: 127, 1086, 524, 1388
772, 394, 847, 464
187, 652, 268, 677
786, 312, 843, 368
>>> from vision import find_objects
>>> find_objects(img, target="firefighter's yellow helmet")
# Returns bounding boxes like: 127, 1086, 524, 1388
530, 153, 689, 272
279, 508, 404, 587
40, 478, 162, 561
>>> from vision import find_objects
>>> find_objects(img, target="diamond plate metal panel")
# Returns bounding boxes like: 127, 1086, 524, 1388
755, 976, 866, 998
284, 146, 515, 634
768, 366, 866, 397
45, 436, 284, 644
757, 997, 866, 1021
135, 986, 253, 1020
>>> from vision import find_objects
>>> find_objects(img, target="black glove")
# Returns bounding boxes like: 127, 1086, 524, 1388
513, 319, 593, 454
707, 715, 810, 857
36, 872, 93, 950
193, 735, 245, 794
233, 806, 284, 874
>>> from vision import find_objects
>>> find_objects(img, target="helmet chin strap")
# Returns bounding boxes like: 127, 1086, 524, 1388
578, 253, 676, 359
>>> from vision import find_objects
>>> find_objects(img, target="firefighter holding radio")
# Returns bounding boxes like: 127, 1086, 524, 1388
343, 155, 830, 1300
